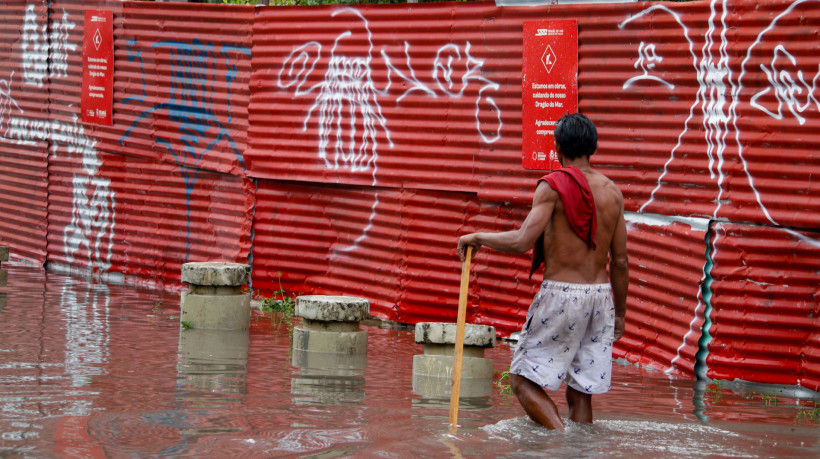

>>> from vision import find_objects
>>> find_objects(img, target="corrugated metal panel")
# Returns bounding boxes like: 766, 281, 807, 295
247, 2, 534, 200
705, 223, 820, 391
48, 150, 253, 283
108, 1, 253, 176
252, 180, 403, 320
612, 217, 709, 378
45, 1, 251, 178
0, 141, 48, 263
0, 1, 49, 263
83, 1, 251, 177
725, 0, 819, 229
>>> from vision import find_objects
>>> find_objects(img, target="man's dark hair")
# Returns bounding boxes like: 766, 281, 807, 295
555, 113, 598, 159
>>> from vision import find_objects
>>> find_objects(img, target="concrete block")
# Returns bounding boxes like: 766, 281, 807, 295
180, 291, 250, 330
292, 327, 368, 355
181, 262, 250, 287
296, 295, 369, 322
415, 322, 496, 348
0, 246, 7, 262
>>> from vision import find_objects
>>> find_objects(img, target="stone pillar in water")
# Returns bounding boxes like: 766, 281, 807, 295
180, 262, 251, 330
412, 322, 496, 407
291, 295, 370, 404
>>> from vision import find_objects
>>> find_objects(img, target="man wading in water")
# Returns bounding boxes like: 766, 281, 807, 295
457, 113, 628, 430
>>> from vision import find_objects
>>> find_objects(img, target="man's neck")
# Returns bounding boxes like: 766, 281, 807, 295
561, 156, 592, 171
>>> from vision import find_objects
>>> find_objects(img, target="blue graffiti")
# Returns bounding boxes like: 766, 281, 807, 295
123, 40, 146, 104
119, 39, 249, 260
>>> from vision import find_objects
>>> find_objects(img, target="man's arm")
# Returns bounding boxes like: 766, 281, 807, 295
457, 181, 557, 261
609, 196, 628, 341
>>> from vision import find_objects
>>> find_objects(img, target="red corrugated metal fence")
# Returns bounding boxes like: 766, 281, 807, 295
0, 0, 817, 392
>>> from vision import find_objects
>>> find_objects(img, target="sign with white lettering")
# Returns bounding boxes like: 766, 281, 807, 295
522, 20, 578, 170
81, 10, 113, 125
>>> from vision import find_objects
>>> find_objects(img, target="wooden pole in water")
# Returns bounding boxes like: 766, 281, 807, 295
449, 245, 471, 434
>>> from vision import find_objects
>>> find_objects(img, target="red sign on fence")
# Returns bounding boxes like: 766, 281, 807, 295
81, 10, 113, 125
522, 20, 578, 170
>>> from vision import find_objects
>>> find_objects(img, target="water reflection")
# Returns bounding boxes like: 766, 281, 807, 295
177, 328, 249, 403
0, 265, 817, 458
291, 346, 366, 405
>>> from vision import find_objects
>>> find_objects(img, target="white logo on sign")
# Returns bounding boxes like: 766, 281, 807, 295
93, 28, 102, 51
541, 45, 557, 73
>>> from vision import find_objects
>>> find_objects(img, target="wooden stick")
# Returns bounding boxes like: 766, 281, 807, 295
449, 245, 472, 434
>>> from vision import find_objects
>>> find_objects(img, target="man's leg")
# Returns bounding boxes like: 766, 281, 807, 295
566, 385, 593, 423
510, 374, 565, 430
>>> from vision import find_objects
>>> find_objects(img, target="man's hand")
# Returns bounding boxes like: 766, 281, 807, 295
614, 316, 625, 342
457, 234, 480, 261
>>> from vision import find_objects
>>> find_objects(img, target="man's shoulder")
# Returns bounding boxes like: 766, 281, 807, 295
589, 171, 623, 201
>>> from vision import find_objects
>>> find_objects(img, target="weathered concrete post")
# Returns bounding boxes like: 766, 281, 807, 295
291, 295, 370, 404
412, 322, 496, 402
180, 262, 251, 330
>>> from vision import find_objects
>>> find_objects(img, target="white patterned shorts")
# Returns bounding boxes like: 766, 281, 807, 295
510, 280, 615, 395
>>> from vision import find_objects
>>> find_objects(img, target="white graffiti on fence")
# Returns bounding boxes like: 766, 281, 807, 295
750, 45, 818, 126
22, 5, 47, 88
2, 10, 115, 270
623, 42, 675, 91
737, 0, 820, 242
50, 9, 76, 79
619, 4, 698, 215
0, 72, 23, 136
623, 0, 820, 376
278, 7, 501, 251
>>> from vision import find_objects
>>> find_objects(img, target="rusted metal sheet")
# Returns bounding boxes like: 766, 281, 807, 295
705, 223, 820, 391
48, 150, 253, 284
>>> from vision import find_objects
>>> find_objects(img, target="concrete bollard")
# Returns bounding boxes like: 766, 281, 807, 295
412, 322, 496, 401
291, 295, 370, 405
180, 262, 251, 330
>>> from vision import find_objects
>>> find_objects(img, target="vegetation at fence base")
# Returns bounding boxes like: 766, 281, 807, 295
180, 321, 193, 330
493, 366, 513, 397
249, 271, 298, 334
796, 407, 819, 422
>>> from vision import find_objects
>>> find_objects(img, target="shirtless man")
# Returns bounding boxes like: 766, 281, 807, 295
457, 113, 628, 431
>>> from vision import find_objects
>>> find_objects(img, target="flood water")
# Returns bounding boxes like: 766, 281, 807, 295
1, 265, 818, 458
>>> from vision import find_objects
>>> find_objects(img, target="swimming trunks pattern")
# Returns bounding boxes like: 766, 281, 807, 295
510, 280, 615, 395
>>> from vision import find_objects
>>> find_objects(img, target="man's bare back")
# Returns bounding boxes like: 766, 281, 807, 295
540, 166, 625, 285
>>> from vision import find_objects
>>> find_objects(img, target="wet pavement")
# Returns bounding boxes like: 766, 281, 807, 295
0, 265, 817, 457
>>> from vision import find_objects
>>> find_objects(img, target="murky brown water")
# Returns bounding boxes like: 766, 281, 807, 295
0, 265, 818, 458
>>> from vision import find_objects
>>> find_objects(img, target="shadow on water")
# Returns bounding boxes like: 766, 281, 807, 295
0, 265, 817, 457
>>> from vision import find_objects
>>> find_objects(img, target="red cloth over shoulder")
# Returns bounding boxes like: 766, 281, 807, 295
529, 166, 597, 277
